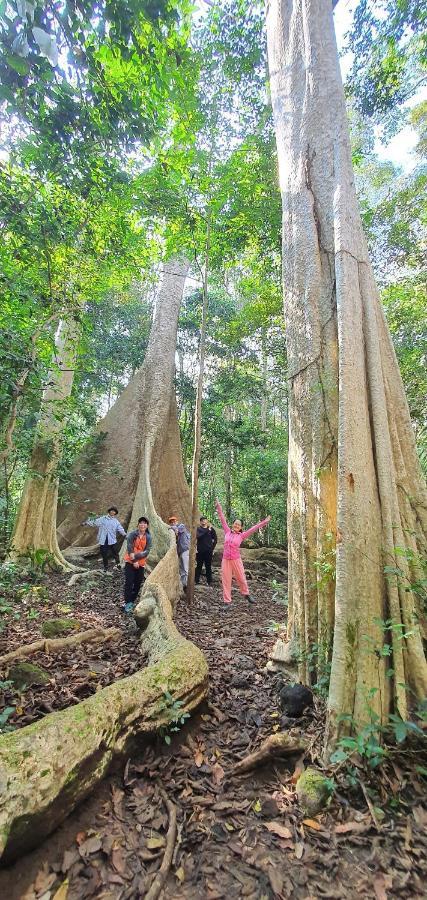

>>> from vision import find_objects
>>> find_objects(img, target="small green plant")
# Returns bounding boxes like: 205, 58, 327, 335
313, 539, 336, 591
297, 640, 332, 698
266, 620, 286, 633
0, 706, 16, 733
0, 600, 13, 617
0, 562, 22, 604
331, 609, 427, 778
271, 579, 288, 606
24, 548, 57, 574
27, 608, 40, 620
158, 690, 191, 745
330, 708, 424, 770
384, 547, 427, 606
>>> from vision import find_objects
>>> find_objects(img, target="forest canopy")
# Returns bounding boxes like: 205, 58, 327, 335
1, 0, 424, 548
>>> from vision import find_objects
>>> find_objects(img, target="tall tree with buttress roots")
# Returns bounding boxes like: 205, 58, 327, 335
266, 0, 427, 742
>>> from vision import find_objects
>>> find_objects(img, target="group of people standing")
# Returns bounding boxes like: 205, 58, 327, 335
84, 499, 270, 611
167, 515, 218, 590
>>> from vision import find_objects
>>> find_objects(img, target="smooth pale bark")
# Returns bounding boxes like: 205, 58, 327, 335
57, 260, 191, 556
266, 0, 427, 737
10, 318, 79, 571
125, 258, 192, 559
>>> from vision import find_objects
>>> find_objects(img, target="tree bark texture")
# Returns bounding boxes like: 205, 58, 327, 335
10, 318, 79, 570
57, 260, 191, 556
266, 0, 427, 735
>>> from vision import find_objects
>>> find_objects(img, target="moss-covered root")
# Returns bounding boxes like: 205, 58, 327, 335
0, 640, 208, 863
8, 662, 50, 691
41, 618, 81, 638
296, 767, 331, 816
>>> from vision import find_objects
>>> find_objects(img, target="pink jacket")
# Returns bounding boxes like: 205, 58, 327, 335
215, 500, 270, 560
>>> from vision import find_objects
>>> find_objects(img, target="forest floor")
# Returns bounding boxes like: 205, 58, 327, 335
0, 558, 426, 899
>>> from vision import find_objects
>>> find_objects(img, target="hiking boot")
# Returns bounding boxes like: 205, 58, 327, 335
246, 594, 255, 604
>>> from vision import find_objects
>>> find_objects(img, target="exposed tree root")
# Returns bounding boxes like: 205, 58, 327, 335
145, 789, 177, 900
232, 732, 306, 775
0, 627, 121, 667
0, 540, 208, 864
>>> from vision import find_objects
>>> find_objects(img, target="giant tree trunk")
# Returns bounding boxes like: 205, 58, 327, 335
10, 318, 79, 570
266, 0, 427, 738
57, 260, 191, 554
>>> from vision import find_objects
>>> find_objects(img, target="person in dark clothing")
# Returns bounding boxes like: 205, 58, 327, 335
123, 516, 152, 612
195, 516, 217, 585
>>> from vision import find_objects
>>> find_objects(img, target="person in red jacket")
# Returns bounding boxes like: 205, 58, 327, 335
215, 499, 271, 605
123, 516, 152, 612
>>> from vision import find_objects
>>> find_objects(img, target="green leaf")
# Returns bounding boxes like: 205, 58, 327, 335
330, 749, 348, 764
393, 720, 408, 743
5, 52, 30, 75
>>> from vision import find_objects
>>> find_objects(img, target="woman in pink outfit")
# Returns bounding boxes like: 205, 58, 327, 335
215, 498, 271, 604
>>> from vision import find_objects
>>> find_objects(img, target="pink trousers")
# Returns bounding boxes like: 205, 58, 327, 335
221, 557, 249, 603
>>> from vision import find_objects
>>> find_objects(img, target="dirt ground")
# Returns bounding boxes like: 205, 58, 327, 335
0, 558, 426, 899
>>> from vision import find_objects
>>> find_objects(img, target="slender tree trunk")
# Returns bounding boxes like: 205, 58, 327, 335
187, 224, 211, 604
266, 0, 427, 740
225, 450, 232, 522
10, 317, 79, 570
0, 314, 58, 469
260, 331, 268, 431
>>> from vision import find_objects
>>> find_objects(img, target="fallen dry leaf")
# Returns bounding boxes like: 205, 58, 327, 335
176, 866, 185, 883
211, 762, 225, 785
194, 750, 204, 767
33, 866, 57, 894
335, 820, 370, 835
373, 873, 393, 900
52, 882, 68, 900
268, 865, 284, 895
294, 842, 304, 859
146, 836, 166, 850
265, 821, 293, 840
302, 818, 324, 831
78, 835, 102, 856
111, 847, 126, 874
